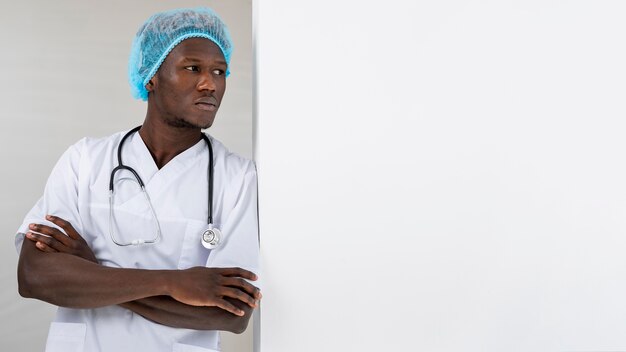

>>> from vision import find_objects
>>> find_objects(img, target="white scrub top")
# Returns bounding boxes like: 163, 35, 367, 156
16, 130, 260, 352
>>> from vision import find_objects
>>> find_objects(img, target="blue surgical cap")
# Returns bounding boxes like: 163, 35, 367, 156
128, 7, 233, 101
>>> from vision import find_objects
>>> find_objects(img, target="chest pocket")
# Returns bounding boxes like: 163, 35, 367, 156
177, 219, 217, 269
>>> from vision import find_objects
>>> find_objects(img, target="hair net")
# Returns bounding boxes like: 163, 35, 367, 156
128, 7, 233, 101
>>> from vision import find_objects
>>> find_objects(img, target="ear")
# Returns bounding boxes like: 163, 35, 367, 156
145, 78, 156, 93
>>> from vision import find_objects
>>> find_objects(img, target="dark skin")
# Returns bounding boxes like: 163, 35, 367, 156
141, 37, 227, 168
17, 38, 260, 333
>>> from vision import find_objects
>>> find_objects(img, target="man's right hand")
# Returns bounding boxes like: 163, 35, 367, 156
25, 215, 98, 263
166, 266, 261, 316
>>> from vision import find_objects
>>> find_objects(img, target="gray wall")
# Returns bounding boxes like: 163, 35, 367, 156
0, 0, 253, 351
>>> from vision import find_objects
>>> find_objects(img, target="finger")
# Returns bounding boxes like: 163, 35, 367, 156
29, 223, 72, 247
46, 215, 82, 241
219, 287, 257, 308
24, 233, 54, 251
220, 267, 258, 281
214, 298, 245, 316
35, 239, 58, 253
222, 277, 262, 299
26, 232, 65, 252
24, 232, 39, 243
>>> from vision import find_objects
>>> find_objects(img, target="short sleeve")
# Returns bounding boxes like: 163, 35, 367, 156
206, 160, 261, 288
15, 140, 85, 253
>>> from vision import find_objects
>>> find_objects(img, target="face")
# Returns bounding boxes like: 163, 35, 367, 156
147, 37, 227, 129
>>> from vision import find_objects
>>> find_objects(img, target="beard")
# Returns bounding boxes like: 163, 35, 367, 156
164, 114, 213, 130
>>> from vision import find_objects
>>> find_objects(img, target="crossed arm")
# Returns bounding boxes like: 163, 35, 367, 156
17, 216, 261, 333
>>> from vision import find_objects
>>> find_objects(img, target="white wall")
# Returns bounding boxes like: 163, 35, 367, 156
0, 1, 253, 351
257, 1, 626, 350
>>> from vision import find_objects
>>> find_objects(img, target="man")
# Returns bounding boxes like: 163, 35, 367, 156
16, 8, 261, 352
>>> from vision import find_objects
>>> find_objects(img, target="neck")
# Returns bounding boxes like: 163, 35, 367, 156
138, 117, 203, 169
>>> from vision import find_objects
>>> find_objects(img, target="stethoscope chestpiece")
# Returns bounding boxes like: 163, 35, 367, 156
201, 225, 221, 249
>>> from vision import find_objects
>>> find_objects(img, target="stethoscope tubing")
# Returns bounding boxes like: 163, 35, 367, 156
111, 125, 216, 228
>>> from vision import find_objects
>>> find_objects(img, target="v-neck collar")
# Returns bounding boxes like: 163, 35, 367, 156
129, 131, 207, 191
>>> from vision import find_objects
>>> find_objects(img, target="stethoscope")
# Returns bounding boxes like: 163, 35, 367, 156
108, 125, 221, 249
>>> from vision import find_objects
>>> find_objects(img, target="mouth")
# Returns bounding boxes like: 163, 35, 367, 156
195, 102, 217, 112
194, 97, 218, 112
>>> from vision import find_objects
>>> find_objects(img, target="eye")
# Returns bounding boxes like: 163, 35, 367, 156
184, 66, 200, 72
212, 69, 225, 76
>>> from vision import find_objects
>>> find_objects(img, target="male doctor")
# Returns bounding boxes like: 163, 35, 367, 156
16, 8, 261, 352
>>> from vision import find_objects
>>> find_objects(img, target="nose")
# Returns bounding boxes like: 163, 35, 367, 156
197, 72, 216, 92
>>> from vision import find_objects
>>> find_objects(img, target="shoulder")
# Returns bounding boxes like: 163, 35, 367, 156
51, 131, 133, 177
75, 131, 125, 154
64, 130, 129, 163
206, 134, 256, 179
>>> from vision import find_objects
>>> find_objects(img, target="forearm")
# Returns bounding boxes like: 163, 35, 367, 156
18, 239, 169, 308
119, 296, 254, 333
